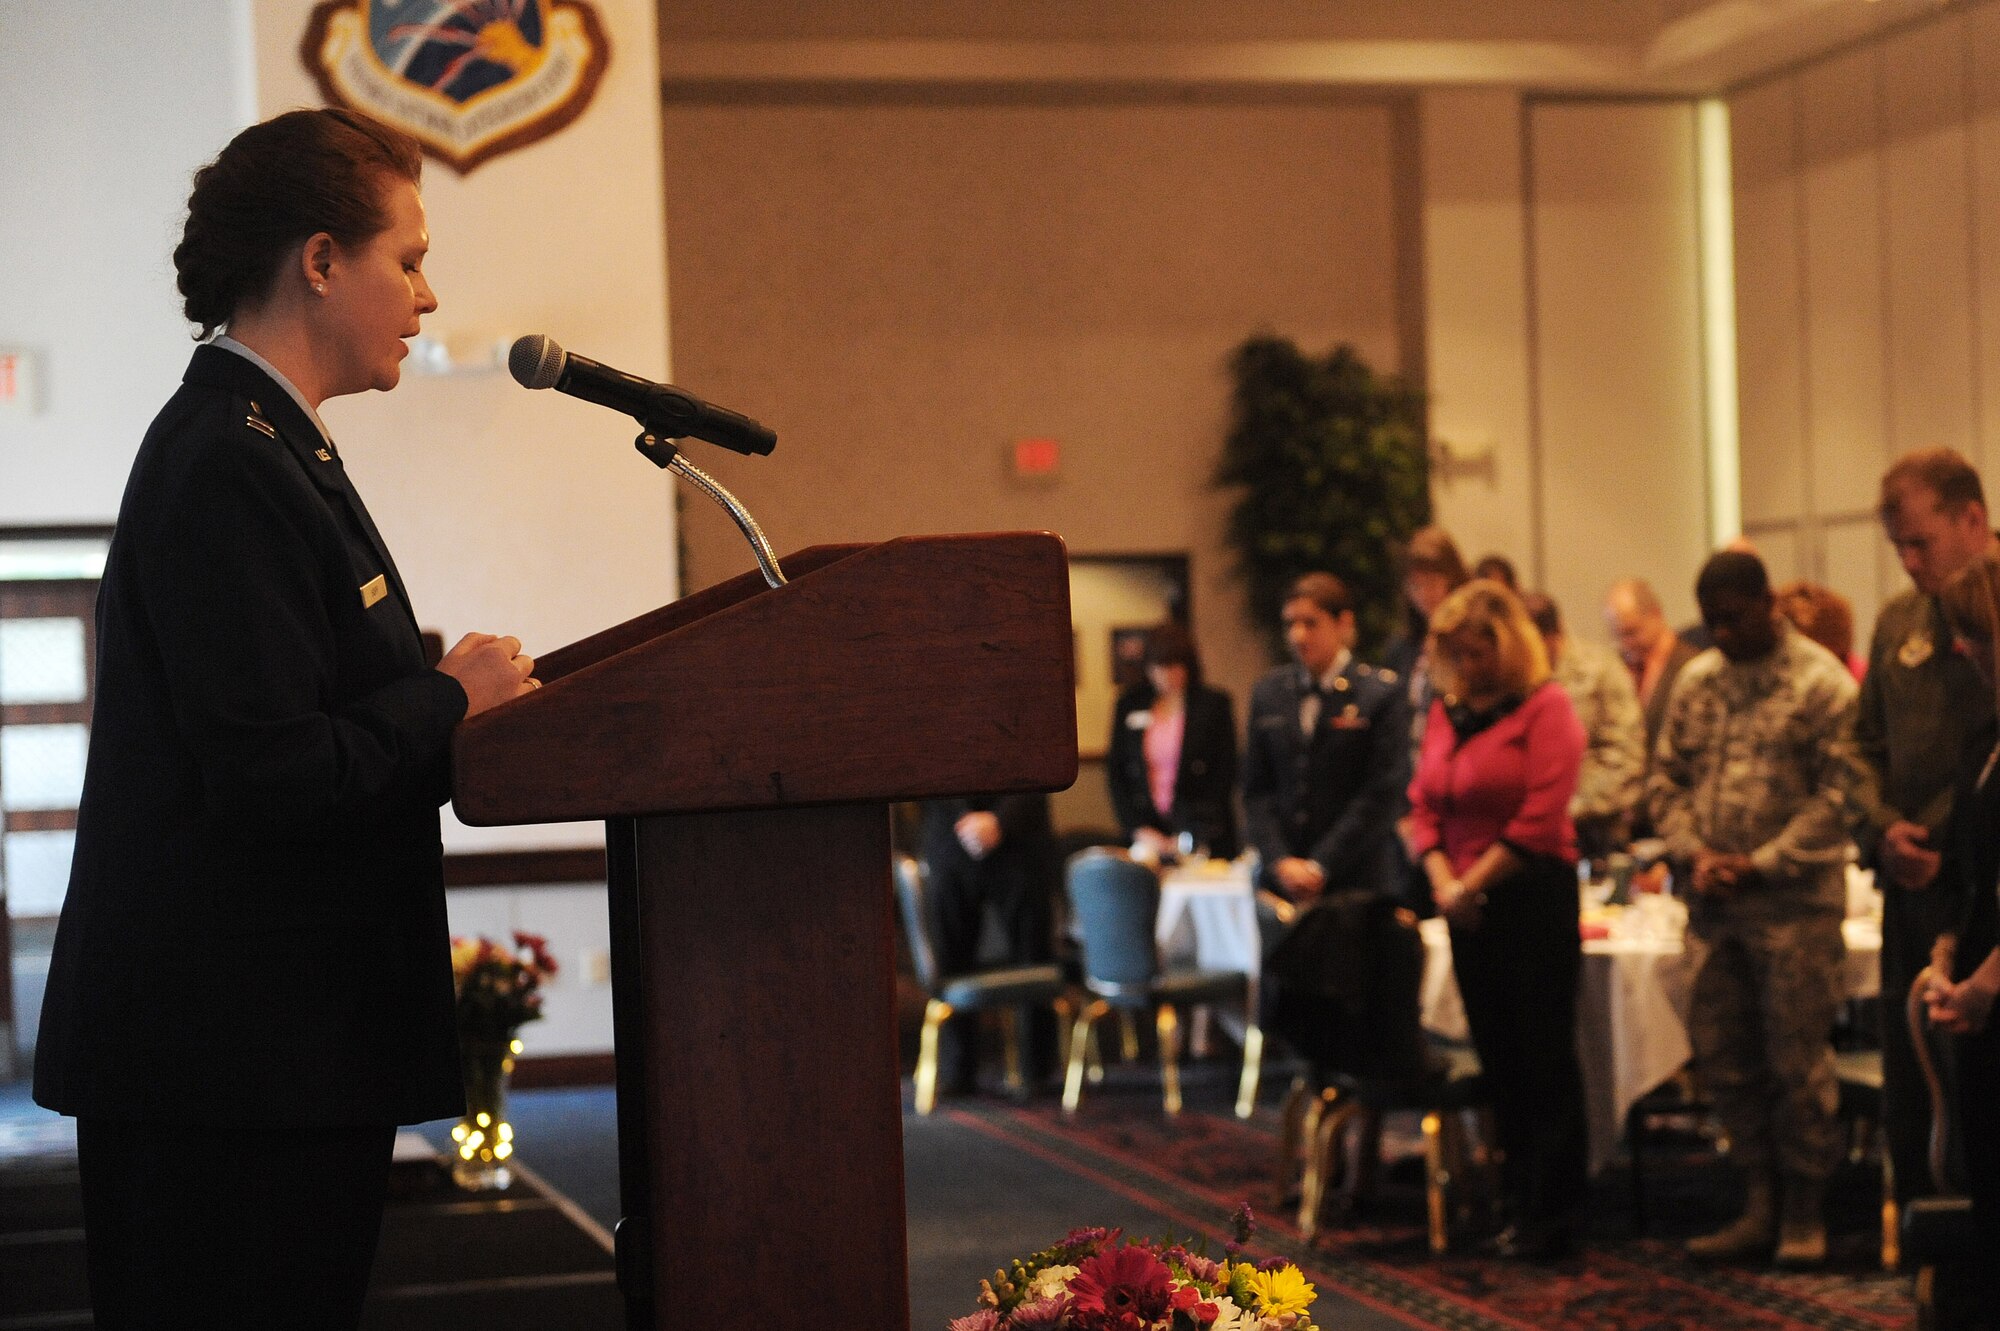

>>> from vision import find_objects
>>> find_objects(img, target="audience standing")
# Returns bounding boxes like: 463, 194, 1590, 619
1243, 573, 1410, 906
1776, 581, 1864, 682
1106, 622, 1240, 860
1648, 552, 1860, 1266
1604, 577, 1700, 761
1406, 580, 1588, 1261
1472, 553, 1520, 591
1852, 449, 1999, 1214
1524, 592, 1646, 860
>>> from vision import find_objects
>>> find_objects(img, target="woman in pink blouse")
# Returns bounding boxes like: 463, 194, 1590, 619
1106, 623, 1240, 860
1407, 580, 1588, 1261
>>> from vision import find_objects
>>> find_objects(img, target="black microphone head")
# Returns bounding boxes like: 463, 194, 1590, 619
508, 334, 567, 390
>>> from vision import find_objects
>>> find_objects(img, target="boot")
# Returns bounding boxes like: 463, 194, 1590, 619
1773, 1174, 1826, 1267
1685, 1173, 1776, 1261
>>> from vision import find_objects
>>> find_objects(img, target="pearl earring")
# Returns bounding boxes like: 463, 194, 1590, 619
313, 282, 327, 296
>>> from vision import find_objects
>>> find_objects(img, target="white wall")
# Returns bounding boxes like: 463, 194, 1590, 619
0, 0, 678, 852
0, 0, 252, 522
1730, 0, 2000, 644
1422, 90, 1711, 637
1528, 100, 1711, 633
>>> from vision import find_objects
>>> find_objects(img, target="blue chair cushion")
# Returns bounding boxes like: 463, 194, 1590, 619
938, 964, 1068, 1010
1094, 968, 1244, 1009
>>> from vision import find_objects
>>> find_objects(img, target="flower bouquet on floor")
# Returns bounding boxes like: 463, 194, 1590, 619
952, 1206, 1319, 1331
447, 931, 558, 1190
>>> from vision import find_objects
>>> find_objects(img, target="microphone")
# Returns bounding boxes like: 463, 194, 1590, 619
508, 334, 776, 456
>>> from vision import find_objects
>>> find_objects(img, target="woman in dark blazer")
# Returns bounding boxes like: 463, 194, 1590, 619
1106, 622, 1240, 859
32, 109, 535, 1328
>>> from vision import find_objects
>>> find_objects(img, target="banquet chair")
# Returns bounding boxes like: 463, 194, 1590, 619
1278, 1043, 1491, 1252
1266, 897, 1492, 1252
893, 853, 1074, 1114
1061, 848, 1261, 1116
1899, 966, 1980, 1329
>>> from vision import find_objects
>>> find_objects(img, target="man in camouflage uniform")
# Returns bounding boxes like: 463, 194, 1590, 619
1526, 592, 1646, 859
1648, 551, 1860, 1266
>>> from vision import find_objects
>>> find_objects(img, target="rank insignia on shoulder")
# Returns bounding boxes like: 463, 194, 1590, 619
1898, 632, 1934, 669
360, 575, 388, 609
244, 413, 276, 439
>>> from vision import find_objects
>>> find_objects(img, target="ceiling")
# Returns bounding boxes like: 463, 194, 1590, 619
657, 0, 1974, 96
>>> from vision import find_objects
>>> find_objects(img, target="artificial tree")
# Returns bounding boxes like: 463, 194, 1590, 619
1213, 334, 1430, 663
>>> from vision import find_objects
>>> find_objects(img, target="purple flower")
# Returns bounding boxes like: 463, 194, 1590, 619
1179, 1252, 1223, 1282
1008, 1296, 1069, 1330
947, 1312, 1000, 1331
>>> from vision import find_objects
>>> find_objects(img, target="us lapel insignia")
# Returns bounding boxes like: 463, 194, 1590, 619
1898, 632, 1934, 669
360, 574, 388, 609
316, 447, 334, 462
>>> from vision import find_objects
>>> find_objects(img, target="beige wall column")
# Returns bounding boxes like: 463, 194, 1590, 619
1419, 88, 1540, 591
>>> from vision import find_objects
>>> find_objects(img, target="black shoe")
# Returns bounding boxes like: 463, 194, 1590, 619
1486, 1223, 1572, 1263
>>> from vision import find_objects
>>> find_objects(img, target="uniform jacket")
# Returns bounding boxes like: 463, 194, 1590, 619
34, 344, 468, 1127
1552, 639, 1646, 834
1243, 658, 1410, 896
1646, 623, 1861, 922
1105, 682, 1240, 859
1853, 587, 1994, 861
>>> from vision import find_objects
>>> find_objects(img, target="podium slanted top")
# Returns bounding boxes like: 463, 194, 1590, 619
451, 532, 1079, 825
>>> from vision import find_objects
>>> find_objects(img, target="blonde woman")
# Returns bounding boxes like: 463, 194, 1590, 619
1405, 579, 1587, 1261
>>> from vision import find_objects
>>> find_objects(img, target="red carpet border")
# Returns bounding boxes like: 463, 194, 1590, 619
945, 1098, 1912, 1331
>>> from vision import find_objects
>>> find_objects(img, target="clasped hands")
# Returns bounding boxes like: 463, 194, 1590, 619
1691, 849, 1760, 898
438, 632, 538, 718
1924, 936, 2000, 1036
1880, 819, 1942, 891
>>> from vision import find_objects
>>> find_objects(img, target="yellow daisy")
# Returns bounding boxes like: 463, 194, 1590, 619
1246, 1265, 1315, 1318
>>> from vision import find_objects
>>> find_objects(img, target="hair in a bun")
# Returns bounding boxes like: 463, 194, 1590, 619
175, 108, 422, 339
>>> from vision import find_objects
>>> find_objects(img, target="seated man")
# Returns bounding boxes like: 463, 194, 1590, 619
918, 794, 1058, 1096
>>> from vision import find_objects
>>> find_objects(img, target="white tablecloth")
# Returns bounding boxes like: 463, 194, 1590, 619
1155, 858, 1260, 979
1419, 912, 1883, 1174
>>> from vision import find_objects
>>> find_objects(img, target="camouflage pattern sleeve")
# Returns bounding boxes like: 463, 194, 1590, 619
1746, 662, 1862, 882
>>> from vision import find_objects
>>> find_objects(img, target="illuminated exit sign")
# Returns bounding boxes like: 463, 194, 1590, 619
1011, 436, 1061, 483
0, 348, 41, 417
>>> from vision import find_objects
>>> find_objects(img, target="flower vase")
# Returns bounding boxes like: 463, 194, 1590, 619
451, 1035, 520, 1191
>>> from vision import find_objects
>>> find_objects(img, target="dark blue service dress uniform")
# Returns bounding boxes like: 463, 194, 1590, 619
33, 343, 469, 1326
1242, 658, 1411, 900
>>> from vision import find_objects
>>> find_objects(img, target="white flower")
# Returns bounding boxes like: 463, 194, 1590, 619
1029, 1264, 1079, 1300
1206, 1296, 1254, 1331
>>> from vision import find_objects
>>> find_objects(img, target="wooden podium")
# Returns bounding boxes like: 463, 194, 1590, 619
452, 532, 1078, 1330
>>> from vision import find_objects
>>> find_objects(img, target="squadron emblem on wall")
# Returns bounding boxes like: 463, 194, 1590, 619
301, 0, 610, 174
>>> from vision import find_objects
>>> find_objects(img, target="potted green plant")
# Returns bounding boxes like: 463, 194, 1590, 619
1213, 335, 1430, 662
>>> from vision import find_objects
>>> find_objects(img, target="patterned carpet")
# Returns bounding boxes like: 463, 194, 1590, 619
940, 1074, 1914, 1331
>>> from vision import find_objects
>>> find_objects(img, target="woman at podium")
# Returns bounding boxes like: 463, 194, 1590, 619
32, 108, 536, 1327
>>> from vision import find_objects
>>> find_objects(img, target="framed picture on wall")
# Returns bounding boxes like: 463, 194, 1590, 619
1109, 625, 1154, 694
